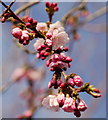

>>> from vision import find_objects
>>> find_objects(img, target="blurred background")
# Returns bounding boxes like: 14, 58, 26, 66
1, 1, 106, 118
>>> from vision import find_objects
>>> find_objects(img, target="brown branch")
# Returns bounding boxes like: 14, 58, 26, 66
14, 1, 42, 15
61, 0, 88, 26
0, 80, 14, 93
6, 0, 42, 21
78, 6, 108, 27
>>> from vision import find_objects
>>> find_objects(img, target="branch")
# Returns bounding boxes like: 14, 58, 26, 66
13, 39, 37, 55
14, 0, 42, 15
78, 6, 108, 27
0, 80, 14, 93
61, 0, 88, 26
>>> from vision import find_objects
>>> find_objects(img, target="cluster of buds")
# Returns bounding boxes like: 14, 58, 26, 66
48, 72, 62, 89
45, 2, 59, 13
12, 27, 35, 45
1, 11, 12, 23
26, 17, 37, 28
46, 53, 72, 71
36, 44, 51, 60
45, 2, 59, 22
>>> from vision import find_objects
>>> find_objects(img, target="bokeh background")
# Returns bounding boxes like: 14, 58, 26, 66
1, 1, 106, 118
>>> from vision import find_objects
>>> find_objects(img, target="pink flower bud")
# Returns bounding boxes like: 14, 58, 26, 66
46, 47, 51, 52
57, 79, 62, 86
36, 53, 41, 58
62, 97, 74, 112
33, 20, 37, 25
41, 56, 46, 60
77, 98, 87, 112
65, 56, 72, 62
23, 40, 29, 45
40, 50, 45, 56
46, 59, 51, 67
37, 46, 43, 51
44, 52, 50, 57
57, 93, 65, 107
63, 47, 68, 51
60, 83, 67, 88
46, 32, 52, 39
26, 22, 31, 28
46, 2, 50, 7
67, 78, 75, 86
52, 3, 57, 7
12, 27, 22, 39
48, 79, 55, 88
1, 17, 6, 23
21, 30, 29, 41
73, 75, 83, 87
54, 7, 59, 11
28, 17, 33, 23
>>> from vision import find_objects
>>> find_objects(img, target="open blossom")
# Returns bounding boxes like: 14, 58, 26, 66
62, 97, 74, 112
48, 21, 69, 50
42, 95, 60, 111
36, 22, 48, 31
34, 21, 69, 51
21, 30, 29, 41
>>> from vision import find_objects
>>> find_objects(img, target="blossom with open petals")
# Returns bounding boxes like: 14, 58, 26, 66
42, 95, 60, 111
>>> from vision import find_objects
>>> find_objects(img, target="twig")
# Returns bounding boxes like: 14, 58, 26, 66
13, 39, 37, 55
0, 80, 14, 93
14, 1, 42, 15
78, 6, 108, 27
61, 0, 88, 26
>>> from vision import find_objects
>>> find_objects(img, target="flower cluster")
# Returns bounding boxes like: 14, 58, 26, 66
1, 1, 102, 118
42, 73, 101, 117
12, 27, 35, 45
42, 94, 87, 117
26, 17, 37, 28
34, 21, 70, 60
46, 53, 72, 71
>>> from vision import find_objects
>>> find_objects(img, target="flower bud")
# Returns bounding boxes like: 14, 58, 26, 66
54, 7, 59, 11
73, 75, 83, 87
67, 78, 75, 86
77, 98, 87, 111
12, 27, 22, 39
28, 17, 33, 23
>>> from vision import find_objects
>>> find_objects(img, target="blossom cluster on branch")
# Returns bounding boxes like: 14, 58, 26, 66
0, 1, 102, 118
